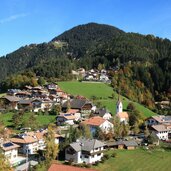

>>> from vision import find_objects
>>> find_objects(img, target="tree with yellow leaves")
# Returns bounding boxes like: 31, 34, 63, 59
45, 124, 59, 164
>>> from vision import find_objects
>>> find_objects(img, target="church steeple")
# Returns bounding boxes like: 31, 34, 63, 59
116, 94, 123, 113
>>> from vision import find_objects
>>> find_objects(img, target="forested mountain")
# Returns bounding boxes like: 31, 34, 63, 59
0, 22, 170, 110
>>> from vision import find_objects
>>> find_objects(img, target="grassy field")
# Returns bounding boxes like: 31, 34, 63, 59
58, 81, 156, 117
0, 112, 56, 129
93, 149, 171, 171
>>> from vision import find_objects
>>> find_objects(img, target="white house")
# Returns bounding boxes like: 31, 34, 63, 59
11, 130, 62, 155
99, 74, 109, 82
82, 116, 113, 134
0, 141, 26, 167
151, 124, 171, 140
11, 133, 39, 154
65, 138, 105, 164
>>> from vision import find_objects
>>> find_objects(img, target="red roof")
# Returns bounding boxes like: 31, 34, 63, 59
82, 116, 106, 126
48, 163, 97, 171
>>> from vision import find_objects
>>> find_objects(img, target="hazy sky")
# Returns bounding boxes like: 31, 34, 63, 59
0, 0, 171, 56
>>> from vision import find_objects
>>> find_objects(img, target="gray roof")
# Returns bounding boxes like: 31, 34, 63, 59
70, 138, 105, 152
18, 99, 32, 104
62, 99, 91, 109
106, 140, 138, 147
123, 141, 138, 147
94, 108, 109, 117
2, 95, 20, 102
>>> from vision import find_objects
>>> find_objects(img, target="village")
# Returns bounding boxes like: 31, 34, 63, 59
0, 72, 171, 171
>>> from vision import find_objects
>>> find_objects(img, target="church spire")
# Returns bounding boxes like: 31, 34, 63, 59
116, 94, 123, 113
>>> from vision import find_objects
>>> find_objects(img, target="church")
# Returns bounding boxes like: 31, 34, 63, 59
116, 96, 129, 124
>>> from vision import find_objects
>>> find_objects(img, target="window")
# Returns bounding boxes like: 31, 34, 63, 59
97, 153, 101, 156
84, 155, 89, 158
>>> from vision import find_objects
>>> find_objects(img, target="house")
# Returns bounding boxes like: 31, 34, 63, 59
57, 113, 76, 125
67, 109, 81, 120
99, 74, 109, 82
82, 116, 113, 134
0, 95, 20, 110
146, 115, 171, 126
47, 83, 58, 90
65, 138, 105, 164
57, 109, 81, 126
151, 124, 171, 140
10, 130, 62, 154
93, 108, 112, 120
62, 99, 92, 115
18, 99, 32, 110
0, 141, 26, 167
116, 97, 129, 123
48, 163, 96, 171
10, 133, 39, 154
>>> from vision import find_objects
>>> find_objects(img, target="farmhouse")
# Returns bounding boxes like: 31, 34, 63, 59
65, 138, 105, 164
151, 124, 171, 140
62, 99, 92, 114
146, 115, 171, 126
0, 95, 20, 110
82, 116, 113, 134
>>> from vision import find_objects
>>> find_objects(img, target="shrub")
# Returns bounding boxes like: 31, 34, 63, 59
111, 152, 117, 158
103, 154, 110, 160
94, 161, 99, 166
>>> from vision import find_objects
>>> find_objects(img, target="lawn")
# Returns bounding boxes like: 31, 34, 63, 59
58, 81, 156, 117
94, 149, 171, 171
0, 112, 56, 130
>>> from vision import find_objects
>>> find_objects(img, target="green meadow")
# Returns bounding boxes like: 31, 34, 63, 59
58, 81, 156, 117
94, 149, 171, 171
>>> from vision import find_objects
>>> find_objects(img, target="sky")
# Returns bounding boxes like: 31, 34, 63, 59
0, 0, 171, 56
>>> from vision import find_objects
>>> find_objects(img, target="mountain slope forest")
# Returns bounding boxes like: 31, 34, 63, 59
0, 23, 170, 112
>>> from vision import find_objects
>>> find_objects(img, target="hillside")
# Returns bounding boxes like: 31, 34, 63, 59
58, 81, 156, 117
0, 22, 170, 111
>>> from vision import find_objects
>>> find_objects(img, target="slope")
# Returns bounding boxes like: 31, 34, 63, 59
58, 81, 156, 117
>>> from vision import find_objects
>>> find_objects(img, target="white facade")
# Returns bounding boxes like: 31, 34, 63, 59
4, 148, 18, 163
116, 101, 123, 113
102, 113, 112, 120
99, 120, 114, 133
153, 130, 168, 140
65, 146, 104, 164
19, 142, 38, 155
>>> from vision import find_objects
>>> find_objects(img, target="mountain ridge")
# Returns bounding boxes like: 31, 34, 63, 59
0, 22, 170, 112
